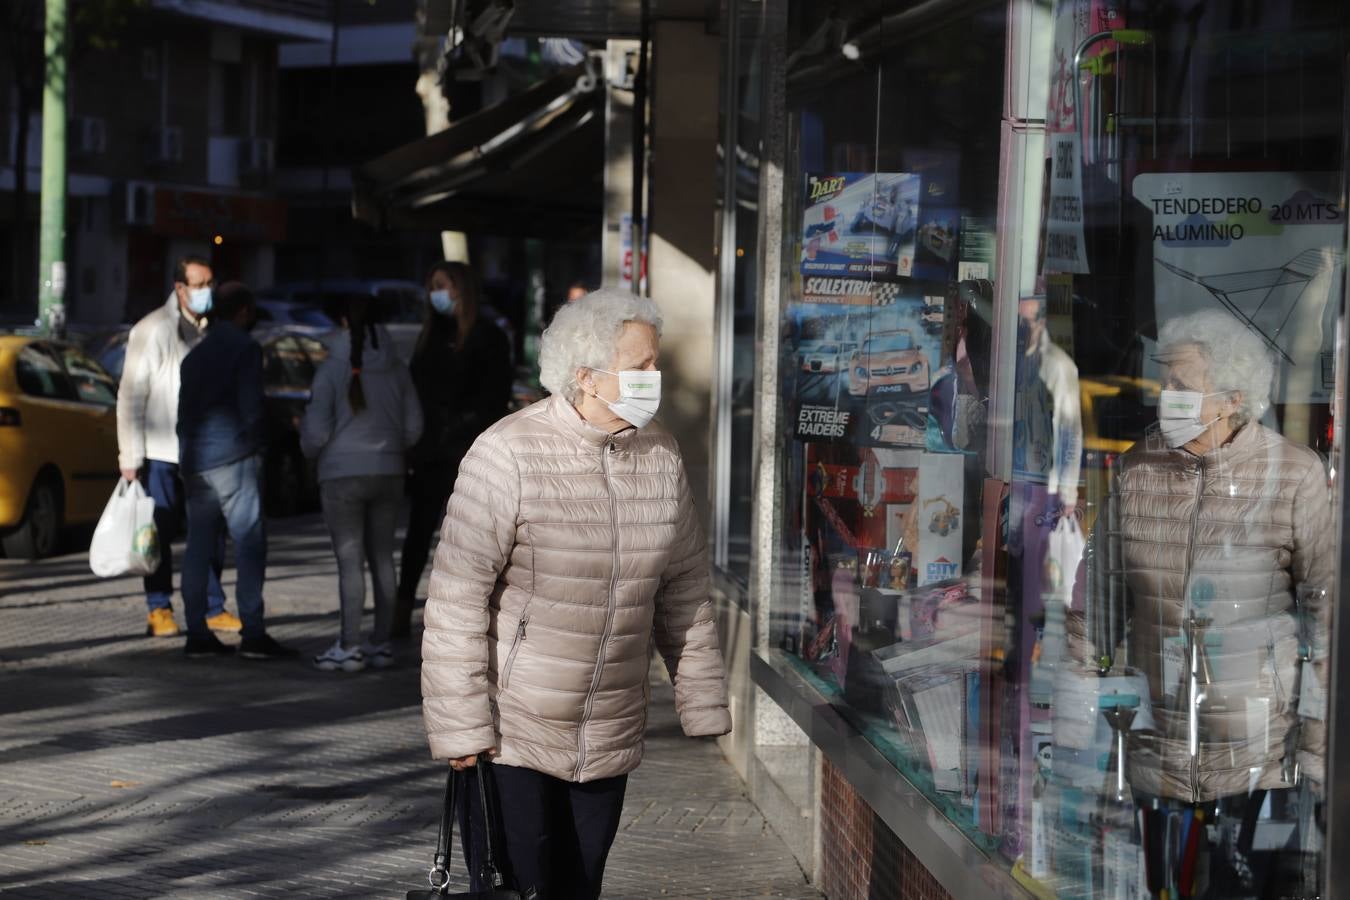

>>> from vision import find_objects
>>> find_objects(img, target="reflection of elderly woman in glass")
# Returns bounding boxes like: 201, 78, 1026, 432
420, 289, 732, 899
1070, 310, 1331, 886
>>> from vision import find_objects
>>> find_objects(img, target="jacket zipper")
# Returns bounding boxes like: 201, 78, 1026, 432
1180, 456, 1206, 803
499, 611, 530, 692
575, 439, 621, 780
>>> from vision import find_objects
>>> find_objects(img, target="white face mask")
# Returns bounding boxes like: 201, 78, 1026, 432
593, 368, 661, 429
186, 286, 212, 316
1158, 389, 1221, 448
429, 289, 454, 315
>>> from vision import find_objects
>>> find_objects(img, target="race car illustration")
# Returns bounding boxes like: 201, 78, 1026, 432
919, 299, 945, 335
798, 341, 855, 374
919, 221, 957, 263
851, 183, 918, 241
847, 329, 930, 397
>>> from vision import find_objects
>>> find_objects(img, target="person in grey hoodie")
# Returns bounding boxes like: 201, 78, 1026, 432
301, 296, 423, 672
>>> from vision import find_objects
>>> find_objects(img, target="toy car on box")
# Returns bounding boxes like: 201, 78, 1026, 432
798, 341, 855, 374
848, 329, 929, 397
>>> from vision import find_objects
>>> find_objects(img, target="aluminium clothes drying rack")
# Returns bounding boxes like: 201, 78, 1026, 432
1154, 249, 1345, 364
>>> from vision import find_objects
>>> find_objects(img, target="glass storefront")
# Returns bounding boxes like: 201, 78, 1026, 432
733, 0, 1349, 896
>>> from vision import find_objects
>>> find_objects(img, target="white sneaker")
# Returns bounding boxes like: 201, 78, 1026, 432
313, 641, 366, 672
362, 641, 394, 669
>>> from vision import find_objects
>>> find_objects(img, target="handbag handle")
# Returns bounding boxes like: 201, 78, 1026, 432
476, 760, 506, 888
427, 768, 456, 891
426, 761, 506, 893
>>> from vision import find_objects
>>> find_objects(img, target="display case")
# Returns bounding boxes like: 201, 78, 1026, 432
750, 0, 1348, 897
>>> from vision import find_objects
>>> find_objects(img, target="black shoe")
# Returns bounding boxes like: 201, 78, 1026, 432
239, 633, 300, 660
185, 633, 235, 658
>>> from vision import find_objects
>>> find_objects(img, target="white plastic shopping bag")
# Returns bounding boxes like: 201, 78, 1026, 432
89, 479, 160, 577
1043, 513, 1086, 604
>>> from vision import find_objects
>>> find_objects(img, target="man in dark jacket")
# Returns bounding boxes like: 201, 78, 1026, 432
177, 282, 296, 660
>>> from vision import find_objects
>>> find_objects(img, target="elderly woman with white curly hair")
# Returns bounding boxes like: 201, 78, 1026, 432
1069, 309, 1332, 890
419, 288, 731, 899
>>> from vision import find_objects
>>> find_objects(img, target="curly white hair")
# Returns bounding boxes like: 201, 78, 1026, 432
1158, 310, 1274, 424
538, 288, 664, 403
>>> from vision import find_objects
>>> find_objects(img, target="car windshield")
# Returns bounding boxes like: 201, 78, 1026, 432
864, 332, 914, 352
817, 344, 839, 354
292, 307, 335, 328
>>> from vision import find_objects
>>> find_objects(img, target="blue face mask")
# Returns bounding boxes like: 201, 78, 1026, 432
430, 289, 455, 315
186, 286, 213, 316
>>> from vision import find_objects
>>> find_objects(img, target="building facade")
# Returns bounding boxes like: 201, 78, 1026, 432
708, 0, 1350, 898
1, 1, 330, 324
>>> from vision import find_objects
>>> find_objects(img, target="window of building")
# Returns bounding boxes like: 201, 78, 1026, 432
754, 0, 1347, 896
713, 0, 768, 592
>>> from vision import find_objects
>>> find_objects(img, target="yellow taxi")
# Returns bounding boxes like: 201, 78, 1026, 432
0, 335, 121, 559
1078, 374, 1160, 529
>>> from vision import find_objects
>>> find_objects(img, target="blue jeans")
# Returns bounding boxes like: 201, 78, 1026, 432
183, 455, 267, 640
144, 460, 225, 615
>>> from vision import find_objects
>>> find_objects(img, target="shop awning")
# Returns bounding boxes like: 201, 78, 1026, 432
421, 0, 710, 40
351, 62, 603, 236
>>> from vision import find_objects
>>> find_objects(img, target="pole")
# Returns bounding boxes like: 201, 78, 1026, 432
630, 0, 649, 295
37, 0, 68, 337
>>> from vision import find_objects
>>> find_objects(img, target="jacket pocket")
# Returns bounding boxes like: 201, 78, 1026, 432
499, 608, 531, 692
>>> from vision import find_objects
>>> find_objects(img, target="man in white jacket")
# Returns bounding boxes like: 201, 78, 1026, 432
117, 256, 239, 638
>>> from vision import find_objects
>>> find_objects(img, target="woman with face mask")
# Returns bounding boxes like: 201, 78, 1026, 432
393, 261, 513, 638
1067, 310, 1332, 894
420, 289, 731, 900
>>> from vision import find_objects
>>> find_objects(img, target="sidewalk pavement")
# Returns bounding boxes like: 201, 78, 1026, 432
0, 515, 819, 899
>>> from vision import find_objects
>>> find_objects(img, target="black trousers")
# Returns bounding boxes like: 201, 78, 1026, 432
458, 764, 628, 900
394, 462, 457, 631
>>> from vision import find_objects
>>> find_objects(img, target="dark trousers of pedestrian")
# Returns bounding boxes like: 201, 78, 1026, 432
319, 474, 403, 648
394, 462, 458, 633
183, 455, 266, 641
144, 459, 226, 615
458, 764, 628, 900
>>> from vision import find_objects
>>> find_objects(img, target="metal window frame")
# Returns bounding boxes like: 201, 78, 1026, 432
710, 0, 741, 574
1319, 68, 1350, 894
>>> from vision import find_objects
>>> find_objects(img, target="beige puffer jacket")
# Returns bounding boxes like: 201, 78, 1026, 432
1070, 422, 1332, 802
421, 395, 732, 782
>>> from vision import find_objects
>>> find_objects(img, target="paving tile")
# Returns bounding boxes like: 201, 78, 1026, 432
0, 515, 818, 899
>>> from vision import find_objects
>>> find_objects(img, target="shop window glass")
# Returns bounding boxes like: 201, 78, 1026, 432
762, 0, 1346, 896
769, 0, 1007, 855
715, 0, 767, 590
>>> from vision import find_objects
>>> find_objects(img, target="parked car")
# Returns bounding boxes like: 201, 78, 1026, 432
255, 327, 330, 517
258, 280, 425, 362
85, 326, 132, 382
847, 329, 929, 396
0, 336, 121, 558
253, 298, 336, 329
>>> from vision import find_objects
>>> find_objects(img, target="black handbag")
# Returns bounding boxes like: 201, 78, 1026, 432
407, 763, 523, 900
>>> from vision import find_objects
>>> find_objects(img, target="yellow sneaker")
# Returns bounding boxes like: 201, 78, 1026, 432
146, 608, 180, 638
206, 610, 243, 633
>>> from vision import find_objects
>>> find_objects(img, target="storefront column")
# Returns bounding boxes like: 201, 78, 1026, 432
646, 20, 719, 521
